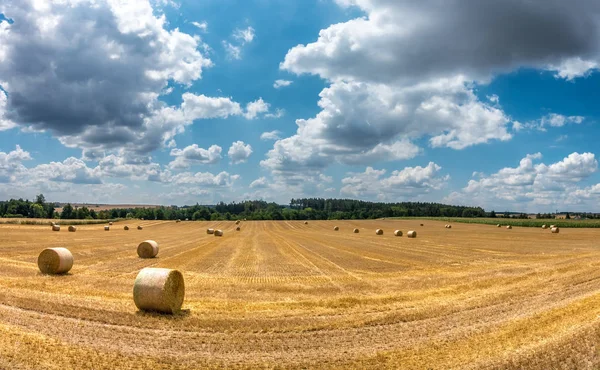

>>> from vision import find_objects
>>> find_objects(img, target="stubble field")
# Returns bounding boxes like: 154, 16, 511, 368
0, 219, 599, 369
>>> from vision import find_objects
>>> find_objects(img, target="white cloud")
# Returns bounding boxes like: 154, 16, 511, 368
223, 41, 242, 60
0, 90, 15, 131
273, 79, 293, 89
0, 0, 254, 157
168, 144, 222, 169
224, 26, 255, 60
0, 145, 31, 183
233, 26, 255, 43
228, 141, 253, 164
191, 21, 208, 32
260, 130, 282, 141
29, 157, 102, 185
446, 152, 600, 211
548, 57, 599, 81
265, 108, 285, 119
267, 0, 600, 184
244, 98, 270, 119
514, 113, 585, 132
250, 177, 268, 188
340, 162, 448, 201
171, 171, 239, 187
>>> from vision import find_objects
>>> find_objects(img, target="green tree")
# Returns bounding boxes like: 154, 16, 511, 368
61, 204, 74, 219
31, 203, 45, 218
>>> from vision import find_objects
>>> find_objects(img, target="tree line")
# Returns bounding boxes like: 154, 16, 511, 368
3, 195, 600, 220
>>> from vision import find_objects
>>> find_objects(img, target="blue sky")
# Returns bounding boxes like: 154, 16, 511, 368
1, 0, 600, 212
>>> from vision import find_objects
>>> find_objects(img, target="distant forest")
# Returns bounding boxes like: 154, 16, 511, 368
1, 195, 600, 220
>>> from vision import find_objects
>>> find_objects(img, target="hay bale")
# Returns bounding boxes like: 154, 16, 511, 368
133, 268, 184, 314
104, 226, 110, 231
304, 221, 308, 225
550, 225, 556, 229
506, 225, 512, 229
206, 228, 214, 234
52, 225, 61, 232
551, 227, 560, 234
353, 228, 359, 233
420, 223, 424, 226
214, 229, 223, 237
446, 225, 452, 229
394, 230, 403, 236
235, 220, 240, 225
497, 224, 501, 227
185, 218, 188, 221
124, 225, 130, 230
375, 229, 383, 235
137, 240, 159, 258
137, 225, 143, 230
243, 218, 247, 221
109, 222, 113, 226
38, 247, 73, 275
407, 230, 417, 238
176, 219, 181, 223
236, 226, 240, 231
334, 226, 339, 231
68, 225, 76, 232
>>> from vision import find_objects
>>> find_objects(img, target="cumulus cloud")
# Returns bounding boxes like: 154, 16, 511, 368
168, 144, 222, 169
446, 152, 600, 211
340, 162, 449, 201
0, 0, 260, 157
228, 141, 253, 164
273, 79, 293, 89
0, 145, 31, 182
260, 130, 282, 141
244, 98, 270, 119
30, 157, 102, 184
267, 0, 600, 184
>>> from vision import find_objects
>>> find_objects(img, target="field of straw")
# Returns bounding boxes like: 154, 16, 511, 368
0, 219, 599, 369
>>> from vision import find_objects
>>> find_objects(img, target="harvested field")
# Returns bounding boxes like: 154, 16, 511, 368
0, 219, 599, 369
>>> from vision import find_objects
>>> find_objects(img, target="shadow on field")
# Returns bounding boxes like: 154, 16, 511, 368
135, 309, 191, 319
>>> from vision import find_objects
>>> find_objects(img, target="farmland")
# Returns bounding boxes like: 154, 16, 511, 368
394, 217, 600, 228
0, 220, 599, 369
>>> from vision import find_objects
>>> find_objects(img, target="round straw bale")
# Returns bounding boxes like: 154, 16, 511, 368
446, 225, 452, 229
38, 247, 73, 275
206, 228, 214, 234
137, 240, 159, 258
541, 224, 547, 229
124, 225, 130, 230
68, 225, 76, 232
235, 220, 240, 225
133, 268, 184, 314
304, 221, 308, 224
420, 223, 424, 226
214, 229, 223, 237
394, 230, 403, 236
236, 226, 240, 231
334, 226, 339, 231
104, 226, 110, 231
497, 224, 501, 227
51, 221, 56, 226
185, 218, 188, 221
407, 230, 417, 238
137, 225, 143, 230
506, 225, 512, 229
176, 219, 181, 223
375, 229, 383, 235
243, 218, 247, 221
551, 227, 560, 234
109, 222, 113, 226
353, 228, 359, 233
52, 225, 60, 232
550, 225, 556, 228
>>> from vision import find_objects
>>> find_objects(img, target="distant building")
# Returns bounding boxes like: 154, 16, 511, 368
555, 214, 567, 219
